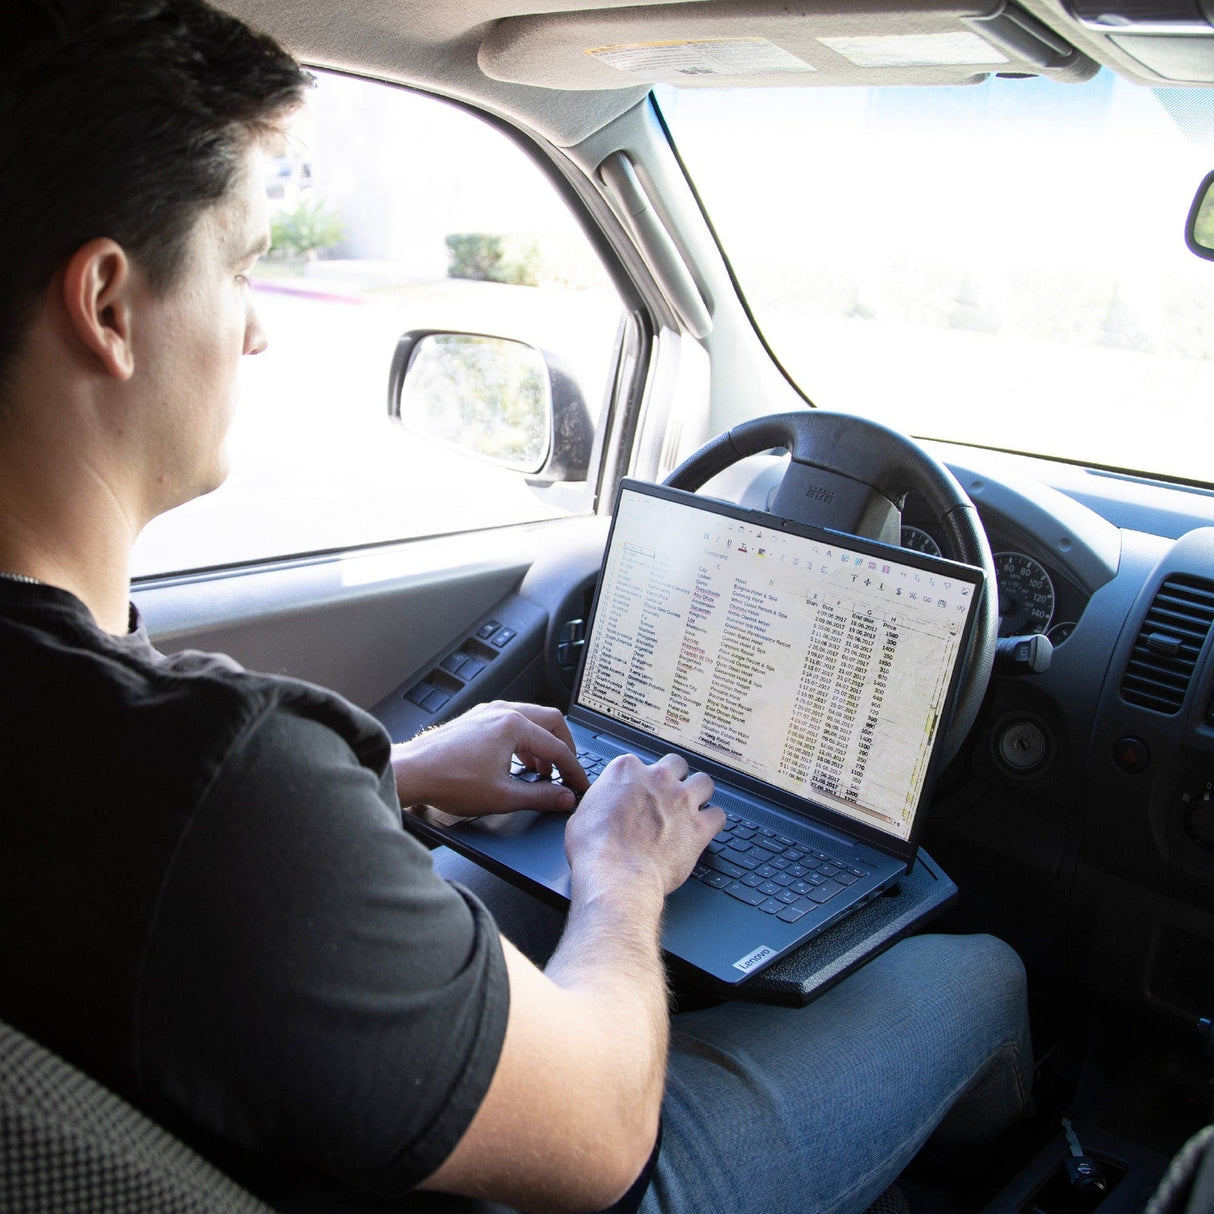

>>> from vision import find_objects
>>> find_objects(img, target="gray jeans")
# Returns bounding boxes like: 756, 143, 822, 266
436, 849, 1033, 1214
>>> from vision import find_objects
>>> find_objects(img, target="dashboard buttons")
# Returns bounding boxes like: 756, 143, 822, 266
1113, 736, 1150, 775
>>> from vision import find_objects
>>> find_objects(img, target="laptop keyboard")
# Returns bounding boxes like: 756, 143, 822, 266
511, 747, 869, 925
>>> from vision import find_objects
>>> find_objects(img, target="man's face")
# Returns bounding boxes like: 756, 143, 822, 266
131, 145, 270, 521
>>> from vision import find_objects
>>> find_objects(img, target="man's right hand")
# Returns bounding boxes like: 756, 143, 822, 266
565, 752, 723, 900
421, 753, 723, 1214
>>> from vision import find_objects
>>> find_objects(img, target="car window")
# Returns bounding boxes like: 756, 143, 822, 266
132, 71, 624, 578
656, 76, 1214, 486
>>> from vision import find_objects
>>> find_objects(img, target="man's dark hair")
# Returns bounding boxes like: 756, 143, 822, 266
0, 0, 310, 388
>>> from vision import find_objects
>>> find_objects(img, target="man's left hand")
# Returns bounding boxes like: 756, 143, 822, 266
392, 700, 590, 817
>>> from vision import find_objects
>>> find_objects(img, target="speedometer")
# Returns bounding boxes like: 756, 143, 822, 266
994, 552, 1055, 636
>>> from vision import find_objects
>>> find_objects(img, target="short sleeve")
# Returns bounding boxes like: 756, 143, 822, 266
137, 704, 509, 1196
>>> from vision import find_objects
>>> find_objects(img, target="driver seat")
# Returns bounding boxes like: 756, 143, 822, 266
0, 1018, 271, 1212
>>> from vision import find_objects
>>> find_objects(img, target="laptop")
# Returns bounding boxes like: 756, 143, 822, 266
408, 478, 984, 989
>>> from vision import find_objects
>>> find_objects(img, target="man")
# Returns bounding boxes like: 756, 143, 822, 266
0, 2, 1032, 1212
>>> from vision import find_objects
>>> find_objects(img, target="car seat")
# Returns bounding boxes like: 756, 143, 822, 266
0, 1018, 270, 1212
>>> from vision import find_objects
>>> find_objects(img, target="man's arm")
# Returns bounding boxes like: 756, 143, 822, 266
418, 752, 723, 1214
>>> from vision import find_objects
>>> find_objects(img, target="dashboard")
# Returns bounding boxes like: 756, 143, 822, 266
900, 496, 1089, 647
510, 444, 1214, 1032
367, 437, 1214, 1031
904, 447, 1214, 1032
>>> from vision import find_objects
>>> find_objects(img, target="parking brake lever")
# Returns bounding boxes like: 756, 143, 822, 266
994, 633, 1053, 676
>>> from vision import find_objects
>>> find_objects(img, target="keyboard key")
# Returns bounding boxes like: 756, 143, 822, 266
724, 882, 766, 907
704, 855, 746, 881
698, 870, 732, 889
759, 898, 785, 915
777, 904, 811, 923
808, 880, 845, 903
721, 848, 759, 871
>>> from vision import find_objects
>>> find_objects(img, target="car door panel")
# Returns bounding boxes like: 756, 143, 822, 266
134, 523, 591, 711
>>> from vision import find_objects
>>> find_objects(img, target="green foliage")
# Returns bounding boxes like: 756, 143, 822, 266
270, 199, 345, 260
445, 233, 540, 286
405, 335, 549, 471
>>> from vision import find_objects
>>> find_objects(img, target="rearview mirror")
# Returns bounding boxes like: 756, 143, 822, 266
388, 331, 593, 483
1186, 170, 1214, 261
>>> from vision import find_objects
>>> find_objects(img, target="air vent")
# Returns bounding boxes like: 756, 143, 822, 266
1121, 575, 1214, 714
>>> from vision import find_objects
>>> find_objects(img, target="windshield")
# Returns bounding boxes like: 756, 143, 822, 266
656, 75, 1214, 486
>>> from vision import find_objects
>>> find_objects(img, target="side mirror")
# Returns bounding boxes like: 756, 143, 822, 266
387, 330, 593, 484
1186, 171, 1214, 261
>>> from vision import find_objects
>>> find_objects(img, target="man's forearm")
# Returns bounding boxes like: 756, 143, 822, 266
421, 885, 673, 1214
544, 880, 671, 1155
419, 753, 719, 1213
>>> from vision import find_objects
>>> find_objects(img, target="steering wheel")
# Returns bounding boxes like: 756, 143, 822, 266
663, 411, 997, 762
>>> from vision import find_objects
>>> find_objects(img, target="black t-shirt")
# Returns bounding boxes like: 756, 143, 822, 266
0, 581, 509, 1206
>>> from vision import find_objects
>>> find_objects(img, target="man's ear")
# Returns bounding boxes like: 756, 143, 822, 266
61, 238, 137, 381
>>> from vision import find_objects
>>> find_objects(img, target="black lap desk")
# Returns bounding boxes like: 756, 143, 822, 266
416, 795, 957, 1009
698, 848, 957, 1007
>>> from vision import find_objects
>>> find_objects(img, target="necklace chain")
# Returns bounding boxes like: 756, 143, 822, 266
0, 571, 41, 585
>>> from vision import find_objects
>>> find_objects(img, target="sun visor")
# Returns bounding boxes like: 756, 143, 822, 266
1067, 0, 1214, 79
479, 0, 1097, 89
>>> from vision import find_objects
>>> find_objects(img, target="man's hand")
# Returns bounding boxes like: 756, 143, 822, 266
392, 700, 590, 817
422, 752, 723, 1213
565, 752, 723, 901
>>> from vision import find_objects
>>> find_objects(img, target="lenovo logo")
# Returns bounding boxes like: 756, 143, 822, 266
733, 945, 776, 973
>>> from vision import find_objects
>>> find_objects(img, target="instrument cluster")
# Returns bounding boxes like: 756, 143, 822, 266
899, 520, 1086, 645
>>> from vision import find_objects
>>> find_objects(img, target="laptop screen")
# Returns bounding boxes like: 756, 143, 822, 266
573, 481, 983, 844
